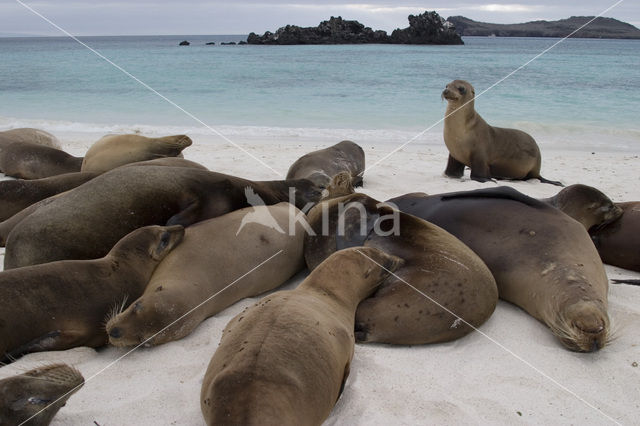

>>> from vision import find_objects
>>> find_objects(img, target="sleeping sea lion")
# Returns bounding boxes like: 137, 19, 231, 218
389, 187, 610, 352
200, 247, 403, 426
0, 142, 83, 179
0, 225, 184, 360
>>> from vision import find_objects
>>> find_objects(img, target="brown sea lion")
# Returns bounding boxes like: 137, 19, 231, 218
442, 79, 562, 186
106, 203, 306, 347
200, 247, 403, 426
0, 142, 83, 179
81, 134, 192, 173
389, 187, 610, 352
304, 193, 498, 345
0, 128, 60, 150
286, 140, 365, 188
0, 172, 98, 221
591, 201, 640, 272
541, 184, 623, 231
4, 165, 324, 269
0, 363, 84, 426
0, 225, 184, 360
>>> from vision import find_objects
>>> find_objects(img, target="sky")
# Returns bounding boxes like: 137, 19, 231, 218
1, 1, 639, 36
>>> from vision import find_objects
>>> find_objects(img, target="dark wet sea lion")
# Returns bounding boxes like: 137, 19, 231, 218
304, 193, 498, 345
389, 187, 610, 352
0, 363, 84, 426
0, 172, 98, 221
81, 134, 193, 173
0, 128, 60, 151
0, 225, 184, 360
200, 247, 403, 426
4, 165, 324, 269
591, 201, 640, 272
541, 184, 623, 231
286, 140, 365, 188
0, 142, 83, 179
107, 203, 306, 347
442, 79, 562, 186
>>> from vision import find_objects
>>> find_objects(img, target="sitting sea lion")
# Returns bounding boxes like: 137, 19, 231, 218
0, 225, 184, 360
389, 187, 610, 352
286, 140, 365, 188
0, 142, 83, 179
107, 203, 306, 347
200, 247, 403, 426
304, 193, 498, 345
4, 165, 324, 269
0, 363, 84, 426
81, 133, 193, 173
442, 79, 562, 185
0, 128, 60, 151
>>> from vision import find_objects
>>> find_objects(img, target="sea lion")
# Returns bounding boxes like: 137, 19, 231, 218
442, 79, 562, 186
0, 172, 98, 221
304, 193, 498, 345
286, 140, 365, 188
0, 142, 83, 179
200, 247, 403, 426
4, 165, 324, 269
81, 134, 193, 173
591, 201, 640, 272
106, 203, 306, 347
0, 128, 60, 150
0, 225, 184, 360
541, 184, 623, 231
389, 187, 610, 352
0, 363, 84, 426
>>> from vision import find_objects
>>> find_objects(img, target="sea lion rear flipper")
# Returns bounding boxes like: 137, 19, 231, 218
611, 279, 640, 285
537, 175, 564, 187
337, 361, 351, 401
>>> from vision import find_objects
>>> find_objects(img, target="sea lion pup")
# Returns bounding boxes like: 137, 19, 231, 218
0, 225, 184, 360
304, 193, 498, 345
106, 203, 306, 347
591, 201, 640, 272
286, 140, 365, 188
200, 247, 403, 426
0, 127, 60, 150
541, 184, 623, 231
4, 165, 324, 269
81, 133, 193, 173
442, 79, 562, 186
0, 142, 83, 179
0, 363, 84, 426
0, 172, 98, 221
389, 187, 611, 352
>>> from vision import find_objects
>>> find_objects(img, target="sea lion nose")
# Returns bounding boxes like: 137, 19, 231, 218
108, 327, 122, 339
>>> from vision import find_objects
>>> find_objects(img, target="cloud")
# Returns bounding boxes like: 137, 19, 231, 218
472, 4, 542, 13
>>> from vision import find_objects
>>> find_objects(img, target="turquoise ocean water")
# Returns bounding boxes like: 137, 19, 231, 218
0, 34, 638, 150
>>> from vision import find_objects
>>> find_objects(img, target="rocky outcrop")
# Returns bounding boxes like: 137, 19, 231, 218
447, 16, 640, 39
179, 40, 190, 46
247, 12, 463, 45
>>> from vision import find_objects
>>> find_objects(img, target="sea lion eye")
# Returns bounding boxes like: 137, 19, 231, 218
458, 86, 466, 94
159, 232, 170, 249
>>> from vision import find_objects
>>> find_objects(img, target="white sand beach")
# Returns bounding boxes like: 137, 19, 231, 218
1, 130, 639, 425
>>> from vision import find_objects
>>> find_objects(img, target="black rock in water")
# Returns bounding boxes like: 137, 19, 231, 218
179, 40, 190, 46
247, 12, 463, 45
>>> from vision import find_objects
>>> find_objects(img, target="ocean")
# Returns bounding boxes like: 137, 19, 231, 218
0, 34, 639, 151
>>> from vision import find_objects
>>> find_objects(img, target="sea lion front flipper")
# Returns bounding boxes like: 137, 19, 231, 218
167, 198, 202, 227
7, 328, 99, 360
444, 154, 465, 178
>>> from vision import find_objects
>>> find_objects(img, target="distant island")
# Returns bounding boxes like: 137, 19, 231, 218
247, 11, 463, 45
447, 16, 640, 39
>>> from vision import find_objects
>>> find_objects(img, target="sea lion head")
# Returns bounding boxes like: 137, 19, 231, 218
549, 184, 623, 231
551, 300, 610, 352
324, 171, 355, 199
157, 134, 193, 151
442, 79, 474, 103
105, 288, 193, 348
0, 364, 84, 426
